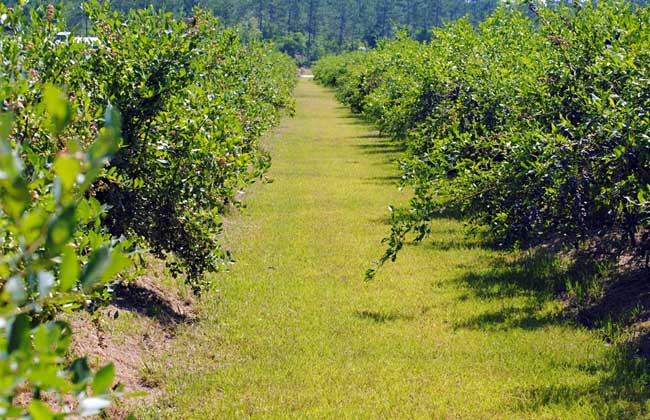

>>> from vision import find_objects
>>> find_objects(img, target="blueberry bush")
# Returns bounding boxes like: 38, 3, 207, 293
314, 1, 650, 277
1, 1, 295, 416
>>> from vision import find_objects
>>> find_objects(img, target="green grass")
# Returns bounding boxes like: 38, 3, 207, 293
137, 80, 649, 419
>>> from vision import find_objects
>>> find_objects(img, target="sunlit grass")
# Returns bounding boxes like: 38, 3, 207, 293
138, 80, 646, 419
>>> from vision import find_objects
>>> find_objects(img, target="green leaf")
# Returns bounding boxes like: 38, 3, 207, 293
88, 106, 121, 164
100, 247, 132, 283
104, 104, 122, 133
0, 135, 30, 220
7, 313, 30, 354
20, 208, 48, 244
28, 400, 54, 420
0, 177, 31, 222
614, 145, 626, 159
49, 321, 73, 354
80, 247, 112, 291
60, 245, 79, 292
0, 112, 13, 141
88, 130, 118, 164
92, 363, 115, 395
33, 324, 49, 353
75, 198, 91, 221
53, 155, 81, 193
28, 366, 71, 390
69, 357, 92, 385
43, 84, 72, 135
45, 206, 77, 255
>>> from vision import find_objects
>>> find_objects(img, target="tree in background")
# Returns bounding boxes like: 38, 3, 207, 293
4, 0, 499, 62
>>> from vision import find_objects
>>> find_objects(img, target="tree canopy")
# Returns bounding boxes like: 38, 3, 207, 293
5, 0, 499, 61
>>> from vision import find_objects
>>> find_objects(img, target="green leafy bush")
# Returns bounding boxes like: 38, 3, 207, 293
2, 2, 296, 292
0, 96, 131, 417
0, 1, 295, 415
84, 3, 296, 291
315, 1, 650, 275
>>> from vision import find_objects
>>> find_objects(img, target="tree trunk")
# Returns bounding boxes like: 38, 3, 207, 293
307, 0, 319, 52
337, 0, 347, 49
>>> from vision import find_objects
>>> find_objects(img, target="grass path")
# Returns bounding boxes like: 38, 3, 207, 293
140, 80, 629, 419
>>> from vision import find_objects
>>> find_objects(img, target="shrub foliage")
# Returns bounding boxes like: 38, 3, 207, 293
314, 1, 650, 276
1, 2, 295, 416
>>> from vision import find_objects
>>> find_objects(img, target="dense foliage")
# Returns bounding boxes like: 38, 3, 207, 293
5, 0, 499, 61
84, 3, 296, 291
314, 1, 650, 276
3, 1, 295, 292
0, 90, 132, 416
1, 1, 294, 416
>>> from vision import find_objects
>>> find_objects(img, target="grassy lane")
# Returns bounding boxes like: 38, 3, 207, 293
140, 80, 631, 419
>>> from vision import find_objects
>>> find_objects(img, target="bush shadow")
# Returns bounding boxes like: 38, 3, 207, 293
426, 234, 484, 250
362, 175, 403, 186
454, 248, 650, 416
513, 348, 650, 419
112, 279, 195, 327
456, 250, 569, 303
356, 141, 405, 155
451, 248, 600, 331
453, 305, 565, 331
354, 133, 390, 139
354, 310, 415, 323
575, 266, 650, 331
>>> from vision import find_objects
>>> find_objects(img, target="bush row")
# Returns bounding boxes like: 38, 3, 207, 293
1, 2, 295, 416
314, 1, 650, 274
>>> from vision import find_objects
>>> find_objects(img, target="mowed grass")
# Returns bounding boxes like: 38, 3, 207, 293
138, 80, 645, 419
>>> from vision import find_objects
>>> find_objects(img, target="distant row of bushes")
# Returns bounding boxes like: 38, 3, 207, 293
314, 1, 650, 275
0, 2, 295, 416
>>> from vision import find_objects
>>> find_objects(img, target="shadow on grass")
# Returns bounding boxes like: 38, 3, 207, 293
576, 266, 650, 330
354, 133, 390, 139
363, 175, 403, 186
338, 111, 407, 165
366, 214, 393, 226
452, 231, 650, 332
354, 310, 415, 323
341, 116, 375, 126
452, 248, 650, 417
338, 112, 364, 119
451, 250, 599, 331
514, 349, 650, 419
112, 280, 194, 326
334, 104, 352, 111
453, 306, 564, 331
456, 250, 569, 303
426, 237, 484, 251
357, 142, 406, 156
